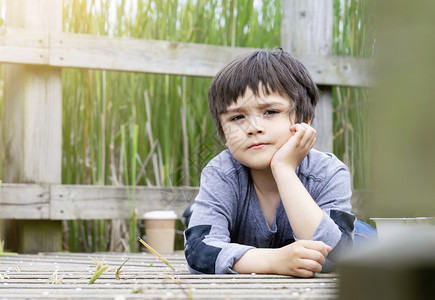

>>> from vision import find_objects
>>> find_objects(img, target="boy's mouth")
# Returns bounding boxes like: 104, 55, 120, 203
248, 143, 269, 150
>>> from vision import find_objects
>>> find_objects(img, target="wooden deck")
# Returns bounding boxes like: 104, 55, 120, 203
0, 252, 339, 299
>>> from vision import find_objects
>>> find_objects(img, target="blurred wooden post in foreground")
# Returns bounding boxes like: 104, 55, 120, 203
3, 0, 62, 253
281, 0, 333, 152
340, 0, 435, 299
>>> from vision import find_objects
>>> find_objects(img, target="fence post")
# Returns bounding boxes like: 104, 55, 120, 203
3, 0, 63, 253
281, 0, 333, 152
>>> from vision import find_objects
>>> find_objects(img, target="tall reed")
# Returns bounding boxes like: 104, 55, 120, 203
332, 0, 374, 190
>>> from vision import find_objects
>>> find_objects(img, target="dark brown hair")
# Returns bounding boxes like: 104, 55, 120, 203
208, 48, 320, 140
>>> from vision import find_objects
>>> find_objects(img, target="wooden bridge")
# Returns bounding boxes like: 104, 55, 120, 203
0, 252, 340, 299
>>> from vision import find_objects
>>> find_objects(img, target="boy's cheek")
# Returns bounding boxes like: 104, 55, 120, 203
226, 135, 247, 151
222, 124, 241, 143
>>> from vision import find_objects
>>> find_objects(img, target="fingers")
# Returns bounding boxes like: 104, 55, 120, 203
300, 248, 326, 265
293, 123, 317, 141
300, 240, 332, 257
276, 241, 332, 277
290, 123, 317, 151
299, 258, 323, 273
292, 268, 316, 278
296, 241, 331, 275
270, 123, 316, 171
297, 242, 330, 267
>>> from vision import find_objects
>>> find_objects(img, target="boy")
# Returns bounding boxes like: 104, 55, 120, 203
184, 48, 356, 277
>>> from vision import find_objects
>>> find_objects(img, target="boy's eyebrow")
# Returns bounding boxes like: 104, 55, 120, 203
222, 101, 288, 115
222, 107, 246, 115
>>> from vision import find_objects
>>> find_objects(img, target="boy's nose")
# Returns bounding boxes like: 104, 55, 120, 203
248, 128, 264, 135
247, 119, 265, 135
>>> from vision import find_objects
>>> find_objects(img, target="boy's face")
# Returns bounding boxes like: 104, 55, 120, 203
220, 87, 295, 170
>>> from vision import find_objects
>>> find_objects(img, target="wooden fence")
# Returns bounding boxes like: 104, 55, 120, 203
0, 184, 199, 220
0, 0, 373, 252
0, 27, 372, 86
0, 183, 371, 221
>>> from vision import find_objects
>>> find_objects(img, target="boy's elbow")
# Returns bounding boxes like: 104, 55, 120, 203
184, 225, 223, 274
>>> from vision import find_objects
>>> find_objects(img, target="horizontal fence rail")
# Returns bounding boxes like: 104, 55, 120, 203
0, 183, 371, 220
0, 27, 374, 87
0, 184, 198, 220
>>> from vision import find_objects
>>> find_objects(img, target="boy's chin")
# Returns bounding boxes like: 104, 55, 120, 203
243, 161, 272, 172
228, 149, 274, 171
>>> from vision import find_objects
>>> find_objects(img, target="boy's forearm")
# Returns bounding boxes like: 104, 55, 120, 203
232, 248, 277, 274
272, 166, 323, 240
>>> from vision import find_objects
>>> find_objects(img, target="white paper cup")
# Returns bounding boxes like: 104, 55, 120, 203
143, 210, 177, 254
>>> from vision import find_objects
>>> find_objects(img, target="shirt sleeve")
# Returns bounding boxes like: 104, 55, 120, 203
304, 162, 356, 267
184, 165, 254, 274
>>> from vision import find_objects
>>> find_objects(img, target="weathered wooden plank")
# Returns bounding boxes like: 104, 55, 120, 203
0, 252, 340, 299
3, 0, 64, 254
312, 91, 333, 152
0, 184, 198, 220
0, 184, 50, 219
0, 290, 337, 299
0, 27, 374, 87
49, 30, 254, 79
3, 66, 63, 183
17, 220, 63, 253
0, 184, 370, 220
50, 184, 198, 220
282, 0, 332, 56
4, 2, 62, 185
282, 0, 334, 153
0, 27, 48, 64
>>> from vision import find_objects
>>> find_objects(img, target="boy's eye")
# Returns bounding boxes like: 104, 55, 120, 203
230, 115, 245, 121
264, 109, 279, 116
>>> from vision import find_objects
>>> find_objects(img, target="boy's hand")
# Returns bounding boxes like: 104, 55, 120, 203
272, 240, 332, 277
270, 123, 316, 171
232, 240, 331, 276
